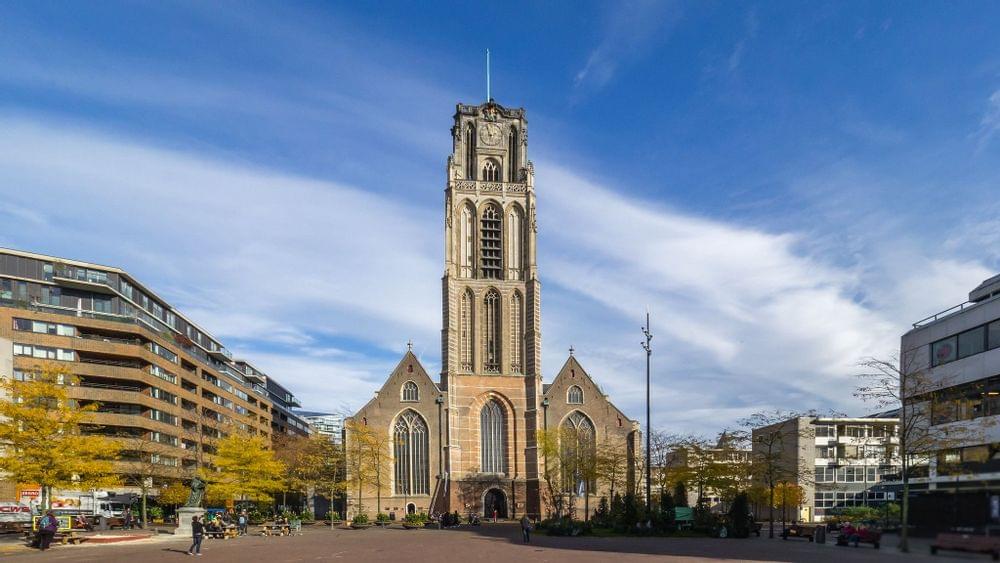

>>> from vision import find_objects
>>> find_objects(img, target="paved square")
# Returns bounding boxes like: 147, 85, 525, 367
0, 524, 966, 562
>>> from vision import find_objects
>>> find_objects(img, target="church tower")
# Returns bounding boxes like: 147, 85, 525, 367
440, 99, 542, 516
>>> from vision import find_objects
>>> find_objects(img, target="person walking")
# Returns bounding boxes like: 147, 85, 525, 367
187, 515, 204, 556
123, 508, 133, 530
36, 510, 58, 550
520, 515, 532, 544
238, 510, 248, 536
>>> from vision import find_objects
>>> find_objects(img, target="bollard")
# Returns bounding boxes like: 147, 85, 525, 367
815, 525, 826, 544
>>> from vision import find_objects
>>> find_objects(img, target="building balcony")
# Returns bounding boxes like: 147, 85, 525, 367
52, 267, 117, 295
452, 179, 528, 195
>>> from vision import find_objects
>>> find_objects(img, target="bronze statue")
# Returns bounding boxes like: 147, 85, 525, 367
184, 477, 206, 507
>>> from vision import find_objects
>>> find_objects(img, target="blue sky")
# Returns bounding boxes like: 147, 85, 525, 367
2, 1, 1000, 435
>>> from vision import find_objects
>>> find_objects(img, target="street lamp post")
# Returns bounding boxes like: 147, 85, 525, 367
641, 312, 653, 514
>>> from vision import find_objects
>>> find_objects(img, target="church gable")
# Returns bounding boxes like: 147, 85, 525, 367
545, 355, 635, 431
353, 350, 442, 423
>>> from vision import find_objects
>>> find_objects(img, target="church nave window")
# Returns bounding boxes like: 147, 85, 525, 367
480, 399, 506, 474
483, 289, 501, 374
482, 158, 501, 182
561, 411, 596, 494
480, 205, 502, 279
402, 381, 419, 402
394, 410, 429, 496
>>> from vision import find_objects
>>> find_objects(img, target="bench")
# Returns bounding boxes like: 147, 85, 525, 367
261, 524, 290, 537
836, 529, 881, 549
22, 530, 84, 547
931, 533, 1000, 560
205, 526, 239, 540
781, 525, 815, 542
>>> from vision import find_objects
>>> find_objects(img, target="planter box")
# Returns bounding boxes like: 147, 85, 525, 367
349, 523, 371, 530
402, 523, 423, 529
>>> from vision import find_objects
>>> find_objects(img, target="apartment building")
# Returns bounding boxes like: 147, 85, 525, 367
295, 411, 343, 444
257, 371, 309, 438
0, 248, 275, 497
751, 414, 900, 522
901, 273, 1000, 531
665, 432, 751, 510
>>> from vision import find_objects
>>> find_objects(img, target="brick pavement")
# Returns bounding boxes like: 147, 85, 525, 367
0, 523, 975, 562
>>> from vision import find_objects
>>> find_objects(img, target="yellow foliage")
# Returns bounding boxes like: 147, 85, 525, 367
158, 480, 190, 507
207, 432, 284, 502
0, 363, 119, 504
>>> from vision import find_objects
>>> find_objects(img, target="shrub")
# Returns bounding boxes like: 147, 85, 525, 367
352, 513, 369, 525
404, 512, 428, 524
539, 516, 592, 536
376, 512, 389, 522
592, 497, 611, 527
147, 506, 164, 520
693, 503, 720, 535
673, 482, 689, 507
299, 509, 315, 522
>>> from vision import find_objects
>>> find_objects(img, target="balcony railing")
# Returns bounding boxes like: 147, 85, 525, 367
452, 180, 527, 194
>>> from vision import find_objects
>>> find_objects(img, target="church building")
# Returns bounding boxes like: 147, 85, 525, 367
346, 99, 640, 520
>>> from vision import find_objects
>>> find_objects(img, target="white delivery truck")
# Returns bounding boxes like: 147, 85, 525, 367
0, 502, 33, 531
49, 490, 132, 523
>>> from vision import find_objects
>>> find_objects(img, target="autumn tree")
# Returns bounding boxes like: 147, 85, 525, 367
773, 482, 805, 526
273, 433, 311, 509
595, 434, 630, 504
0, 363, 119, 509
344, 419, 386, 518
855, 352, 990, 552
158, 480, 190, 514
537, 428, 565, 518
208, 432, 284, 503
117, 431, 181, 526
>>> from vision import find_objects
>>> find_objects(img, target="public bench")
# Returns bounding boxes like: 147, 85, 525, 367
836, 529, 881, 549
781, 524, 815, 542
261, 524, 290, 537
22, 530, 83, 546
206, 526, 239, 540
931, 533, 1000, 560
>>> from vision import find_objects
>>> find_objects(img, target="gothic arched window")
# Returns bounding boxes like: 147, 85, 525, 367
460, 290, 473, 372
508, 128, 519, 182
567, 385, 583, 404
480, 204, 502, 279
482, 159, 500, 182
480, 399, 506, 474
561, 411, 596, 494
506, 206, 523, 280
465, 123, 476, 180
402, 381, 419, 402
510, 292, 523, 374
459, 204, 474, 278
483, 289, 501, 373
394, 410, 429, 495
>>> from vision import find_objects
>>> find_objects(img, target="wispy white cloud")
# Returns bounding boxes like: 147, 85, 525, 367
573, 0, 681, 93
975, 89, 1000, 152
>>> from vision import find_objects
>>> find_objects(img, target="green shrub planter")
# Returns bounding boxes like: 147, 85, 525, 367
349, 523, 372, 529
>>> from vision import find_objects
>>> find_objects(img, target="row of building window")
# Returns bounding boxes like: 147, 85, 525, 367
458, 289, 524, 374
931, 318, 1000, 367
13, 318, 75, 336
148, 342, 178, 364
926, 375, 1000, 426
149, 365, 177, 385
13, 343, 75, 361
815, 423, 895, 438
814, 491, 888, 509
814, 465, 897, 483
936, 442, 1000, 476
150, 387, 178, 406
816, 444, 896, 460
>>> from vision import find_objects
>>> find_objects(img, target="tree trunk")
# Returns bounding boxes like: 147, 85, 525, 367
900, 479, 910, 552
142, 488, 148, 528
42, 485, 51, 511
768, 484, 774, 539
585, 480, 590, 522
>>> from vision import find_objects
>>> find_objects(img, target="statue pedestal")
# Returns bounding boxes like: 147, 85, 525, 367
175, 507, 205, 537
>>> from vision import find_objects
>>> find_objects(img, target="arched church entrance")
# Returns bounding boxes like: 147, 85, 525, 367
483, 488, 508, 519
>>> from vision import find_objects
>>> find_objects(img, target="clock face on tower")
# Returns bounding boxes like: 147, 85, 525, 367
479, 123, 502, 146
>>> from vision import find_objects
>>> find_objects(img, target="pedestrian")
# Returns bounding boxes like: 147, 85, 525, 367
187, 515, 204, 556
520, 515, 532, 543
238, 510, 248, 536
493, 509, 497, 523
36, 510, 58, 550
123, 507, 133, 530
